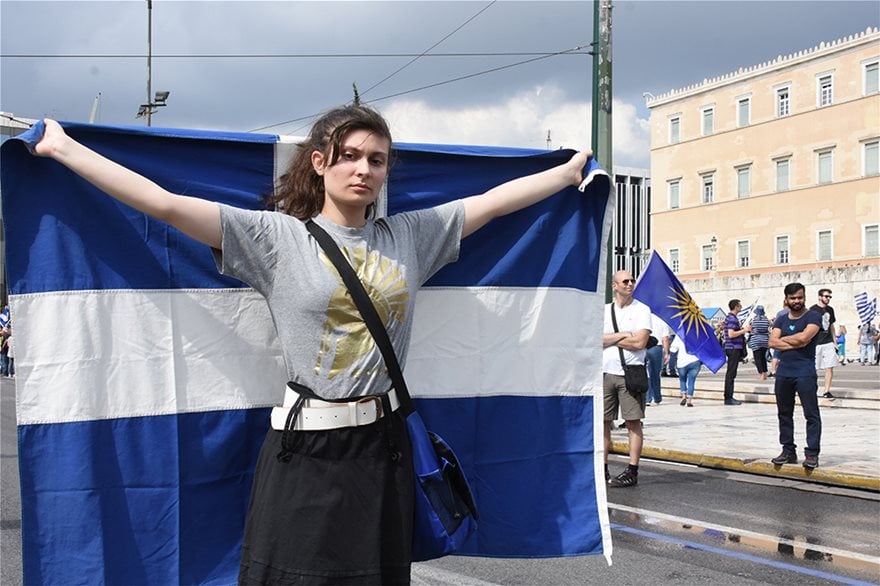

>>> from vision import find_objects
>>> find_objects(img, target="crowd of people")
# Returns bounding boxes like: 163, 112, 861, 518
603, 280, 878, 484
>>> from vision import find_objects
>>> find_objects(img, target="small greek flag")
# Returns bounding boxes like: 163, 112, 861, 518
0, 307, 9, 328
738, 300, 757, 325
855, 291, 877, 325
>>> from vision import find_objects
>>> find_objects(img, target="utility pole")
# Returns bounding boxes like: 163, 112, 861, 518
592, 0, 613, 301
146, 0, 153, 126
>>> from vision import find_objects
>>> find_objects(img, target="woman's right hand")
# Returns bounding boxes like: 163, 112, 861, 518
33, 119, 68, 159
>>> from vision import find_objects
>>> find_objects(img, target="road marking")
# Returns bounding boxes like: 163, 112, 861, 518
612, 524, 876, 586
609, 503, 880, 566
608, 503, 880, 573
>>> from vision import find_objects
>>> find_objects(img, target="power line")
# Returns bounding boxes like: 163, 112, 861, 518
0, 51, 588, 59
360, 0, 496, 98
248, 44, 590, 134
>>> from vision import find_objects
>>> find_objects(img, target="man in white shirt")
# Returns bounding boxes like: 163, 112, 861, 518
602, 270, 652, 487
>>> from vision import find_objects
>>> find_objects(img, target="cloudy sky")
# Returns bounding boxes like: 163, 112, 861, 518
2, 0, 877, 167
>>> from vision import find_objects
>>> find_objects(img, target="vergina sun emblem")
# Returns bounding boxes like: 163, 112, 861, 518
666, 285, 714, 339
316, 246, 409, 379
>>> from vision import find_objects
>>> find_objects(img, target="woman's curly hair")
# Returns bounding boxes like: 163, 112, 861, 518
268, 104, 393, 219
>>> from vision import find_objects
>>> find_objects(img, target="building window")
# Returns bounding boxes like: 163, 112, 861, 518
668, 179, 681, 209
701, 245, 714, 271
669, 248, 680, 272
737, 96, 751, 127
669, 116, 680, 144
864, 60, 878, 95
817, 73, 833, 107
701, 174, 714, 204
776, 86, 790, 117
817, 230, 833, 261
736, 166, 751, 198
865, 224, 879, 257
737, 240, 750, 268
776, 235, 790, 265
864, 140, 879, 177
817, 149, 834, 184
776, 158, 790, 191
701, 106, 714, 136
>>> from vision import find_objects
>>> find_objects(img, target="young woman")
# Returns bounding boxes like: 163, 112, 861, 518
748, 306, 771, 380
33, 107, 590, 584
670, 335, 701, 407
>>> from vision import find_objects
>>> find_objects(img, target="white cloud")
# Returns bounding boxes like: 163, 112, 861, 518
382, 85, 650, 169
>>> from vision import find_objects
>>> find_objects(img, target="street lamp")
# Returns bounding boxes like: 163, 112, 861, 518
134, 0, 170, 126
136, 91, 170, 123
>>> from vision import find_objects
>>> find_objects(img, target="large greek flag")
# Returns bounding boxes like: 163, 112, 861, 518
2, 122, 613, 584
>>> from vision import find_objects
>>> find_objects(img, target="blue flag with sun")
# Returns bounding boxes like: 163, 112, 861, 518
633, 252, 726, 373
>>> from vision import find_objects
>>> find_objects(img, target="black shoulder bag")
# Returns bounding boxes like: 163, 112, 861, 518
305, 219, 478, 562
610, 303, 649, 395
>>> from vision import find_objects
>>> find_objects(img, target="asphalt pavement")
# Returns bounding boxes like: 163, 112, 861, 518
611, 362, 880, 492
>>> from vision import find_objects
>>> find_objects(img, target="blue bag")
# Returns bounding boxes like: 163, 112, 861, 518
407, 411, 478, 561
306, 220, 479, 561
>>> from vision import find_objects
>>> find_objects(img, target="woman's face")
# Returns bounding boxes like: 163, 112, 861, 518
312, 129, 390, 216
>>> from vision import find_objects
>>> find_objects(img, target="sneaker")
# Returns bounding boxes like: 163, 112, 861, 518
724, 399, 742, 405
609, 469, 638, 488
771, 451, 798, 465
680, 397, 687, 406
803, 455, 819, 469
822, 392, 835, 400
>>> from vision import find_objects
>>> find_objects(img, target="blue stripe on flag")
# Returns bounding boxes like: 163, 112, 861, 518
389, 151, 609, 291
18, 409, 269, 585
1, 122, 276, 295
415, 395, 604, 557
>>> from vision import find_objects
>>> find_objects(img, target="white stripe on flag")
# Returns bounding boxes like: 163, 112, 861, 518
14, 286, 602, 425
408, 287, 603, 399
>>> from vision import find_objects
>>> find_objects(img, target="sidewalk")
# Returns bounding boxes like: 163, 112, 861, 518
610, 365, 880, 492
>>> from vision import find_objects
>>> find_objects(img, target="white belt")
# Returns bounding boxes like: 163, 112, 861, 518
270, 387, 400, 432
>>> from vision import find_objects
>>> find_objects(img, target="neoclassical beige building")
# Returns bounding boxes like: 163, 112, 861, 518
646, 27, 880, 335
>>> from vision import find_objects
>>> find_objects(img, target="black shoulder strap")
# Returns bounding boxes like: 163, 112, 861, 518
305, 219, 415, 416
610, 303, 628, 371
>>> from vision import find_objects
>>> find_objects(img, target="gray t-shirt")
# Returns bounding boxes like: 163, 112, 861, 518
213, 201, 465, 399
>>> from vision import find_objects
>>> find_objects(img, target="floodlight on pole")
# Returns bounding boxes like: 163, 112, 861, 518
135, 1, 171, 125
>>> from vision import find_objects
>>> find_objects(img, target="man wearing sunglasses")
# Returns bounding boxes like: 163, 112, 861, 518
602, 270, 652, 488
809, 288, 837, 399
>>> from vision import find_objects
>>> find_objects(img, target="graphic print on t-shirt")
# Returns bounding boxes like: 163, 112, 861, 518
316, 246, 409, 379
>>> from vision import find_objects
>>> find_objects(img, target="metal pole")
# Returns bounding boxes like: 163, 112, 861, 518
593, 0, 614, 301
146, 0, 153, 126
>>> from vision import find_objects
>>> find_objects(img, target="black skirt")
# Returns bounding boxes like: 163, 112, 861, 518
238, 410, 414, 585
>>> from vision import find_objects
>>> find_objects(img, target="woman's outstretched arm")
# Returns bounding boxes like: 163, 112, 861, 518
34, 119, 221, 249
460, 150, 591, 239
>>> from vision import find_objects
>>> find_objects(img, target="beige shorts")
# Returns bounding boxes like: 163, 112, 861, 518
604, 373, 646, 422
815, 343, 837, 370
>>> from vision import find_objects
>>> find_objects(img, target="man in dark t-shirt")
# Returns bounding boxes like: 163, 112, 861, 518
769, 282, 822, 469
809, 288, 837, 399
722, 299, 751, 405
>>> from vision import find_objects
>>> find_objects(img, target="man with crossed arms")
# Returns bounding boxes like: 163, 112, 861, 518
602, 270, 651, 488
769, 282, 823, 469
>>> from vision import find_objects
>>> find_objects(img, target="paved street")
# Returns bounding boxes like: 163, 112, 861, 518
3, 374, 879, 585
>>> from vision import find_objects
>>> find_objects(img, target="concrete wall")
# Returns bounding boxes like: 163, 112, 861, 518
682, 264, 879, 336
